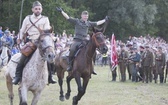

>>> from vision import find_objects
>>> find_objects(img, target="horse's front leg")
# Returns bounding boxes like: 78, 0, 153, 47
6, 74, 14, 105
58, 74, 64, 101
73, 76, 89, 105
31, 90, 42, 105
65, 74, 73, 100
19, 86, 28, 105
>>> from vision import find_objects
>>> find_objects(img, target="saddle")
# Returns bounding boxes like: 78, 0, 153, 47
20, 42, 37, 56
10, 53, 22, 64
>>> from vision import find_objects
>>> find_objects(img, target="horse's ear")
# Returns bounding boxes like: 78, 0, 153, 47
92, 27, 103, 33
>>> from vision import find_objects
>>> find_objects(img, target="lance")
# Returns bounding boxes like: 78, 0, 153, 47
18, 0, 25, 50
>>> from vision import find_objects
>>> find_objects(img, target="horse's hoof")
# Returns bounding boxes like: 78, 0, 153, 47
59, 96, 65, 101
65, 93, 70, 100
72, 96, 78, 105
20, 102, 28, 105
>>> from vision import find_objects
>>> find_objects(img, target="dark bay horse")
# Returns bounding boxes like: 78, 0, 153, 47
55, 27, 108, 105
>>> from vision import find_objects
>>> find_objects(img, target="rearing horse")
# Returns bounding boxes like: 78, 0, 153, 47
55, 27, 108, 105
5, 31, 56, 105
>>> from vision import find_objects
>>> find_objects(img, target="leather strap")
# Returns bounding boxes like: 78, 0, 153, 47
29, 15, 43, 32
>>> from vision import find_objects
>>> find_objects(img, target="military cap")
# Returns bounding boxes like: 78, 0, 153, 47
140, 45, 144, 49
32, 1, 42, 8
126, 43, 133, 47
145, 45, 149, 48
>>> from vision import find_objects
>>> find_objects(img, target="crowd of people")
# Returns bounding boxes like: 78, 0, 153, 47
1, 24, 168, 84
0, 26, 19, 58
0, 24, 168, 84
108, 35, 168, 84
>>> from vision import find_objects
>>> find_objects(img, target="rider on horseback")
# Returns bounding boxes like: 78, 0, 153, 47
12, 1, 56, 85
56, 7, 109, 72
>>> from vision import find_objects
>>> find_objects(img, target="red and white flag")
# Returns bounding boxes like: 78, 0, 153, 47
110, 34, 118, 71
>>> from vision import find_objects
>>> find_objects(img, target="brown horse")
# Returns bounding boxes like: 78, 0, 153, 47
55, 27, 108, 105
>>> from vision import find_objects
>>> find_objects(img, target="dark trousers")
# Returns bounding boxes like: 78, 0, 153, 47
111, 68, 117, 81
119, 62, 126, 82
15, 54, 30, 78
47, 62, 55, 80
143, 66, 152, 83
132, 64, 137, 82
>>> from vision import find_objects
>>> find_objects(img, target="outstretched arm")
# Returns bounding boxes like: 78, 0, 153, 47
96, 16, 109, 26
97, 19, 106, 26
61, 11, 70, 19
56, 7, 70, 19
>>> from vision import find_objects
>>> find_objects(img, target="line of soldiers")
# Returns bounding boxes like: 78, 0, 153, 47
115, 43, 168, 83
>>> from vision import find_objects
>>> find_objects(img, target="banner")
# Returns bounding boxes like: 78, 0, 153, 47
110, 34, 118, 71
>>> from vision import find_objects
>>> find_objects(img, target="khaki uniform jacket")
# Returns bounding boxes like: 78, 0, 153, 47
142, 50, 153, 67
19, 14, 51, 40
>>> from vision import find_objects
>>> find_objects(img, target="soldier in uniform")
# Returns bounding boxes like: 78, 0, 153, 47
118, 44, 128, 82
56, 7, 109, 71
126, 43, 133, 80
127, 48, 135, 81
12, 1, 56, 85
139, 45, 145, 81
141, 45, 153, 83
155, 47, 166, 83
129, 48, 141, 82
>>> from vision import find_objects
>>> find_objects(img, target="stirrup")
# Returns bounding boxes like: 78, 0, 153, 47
49, 78, 56, 84
12, 77, 21, 85
67, 66, 72, 71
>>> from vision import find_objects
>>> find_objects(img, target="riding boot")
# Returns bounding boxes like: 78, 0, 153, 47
112, 74, 116, 81
47, 62, 56, 84
12, 54, 28, 85
92, 70, 97, 75
160, 77, 164, 83
67, 56, 73, 71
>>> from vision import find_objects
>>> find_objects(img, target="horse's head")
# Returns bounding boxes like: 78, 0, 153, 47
91, 27, 108, 54
0, 36, 10, 47
37, 31, 56, 63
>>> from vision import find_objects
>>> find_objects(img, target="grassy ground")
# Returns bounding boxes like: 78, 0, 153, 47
0, 66, 168, 105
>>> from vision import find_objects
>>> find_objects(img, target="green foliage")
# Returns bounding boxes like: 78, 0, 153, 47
0, 0, 168, 41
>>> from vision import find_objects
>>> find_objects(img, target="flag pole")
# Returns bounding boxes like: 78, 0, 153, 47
18, 0, 25, 50
19, 0, 25, 30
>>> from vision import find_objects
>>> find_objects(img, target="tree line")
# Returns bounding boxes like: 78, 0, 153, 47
0, 0, 168, 41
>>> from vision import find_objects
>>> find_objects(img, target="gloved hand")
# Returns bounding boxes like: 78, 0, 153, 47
56, 7, 63, 12
105, 16, 110, 21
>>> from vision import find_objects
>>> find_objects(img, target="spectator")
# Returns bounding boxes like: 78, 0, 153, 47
0, 26, 4, 38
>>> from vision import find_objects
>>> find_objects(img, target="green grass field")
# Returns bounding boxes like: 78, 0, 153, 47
0, 66, 168, 105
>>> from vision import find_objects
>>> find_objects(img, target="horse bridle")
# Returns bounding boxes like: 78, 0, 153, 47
39, 34, 55, 57
92, 32, 105, 47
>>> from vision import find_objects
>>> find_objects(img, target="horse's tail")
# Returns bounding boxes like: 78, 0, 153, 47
5, 71, 14, 105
